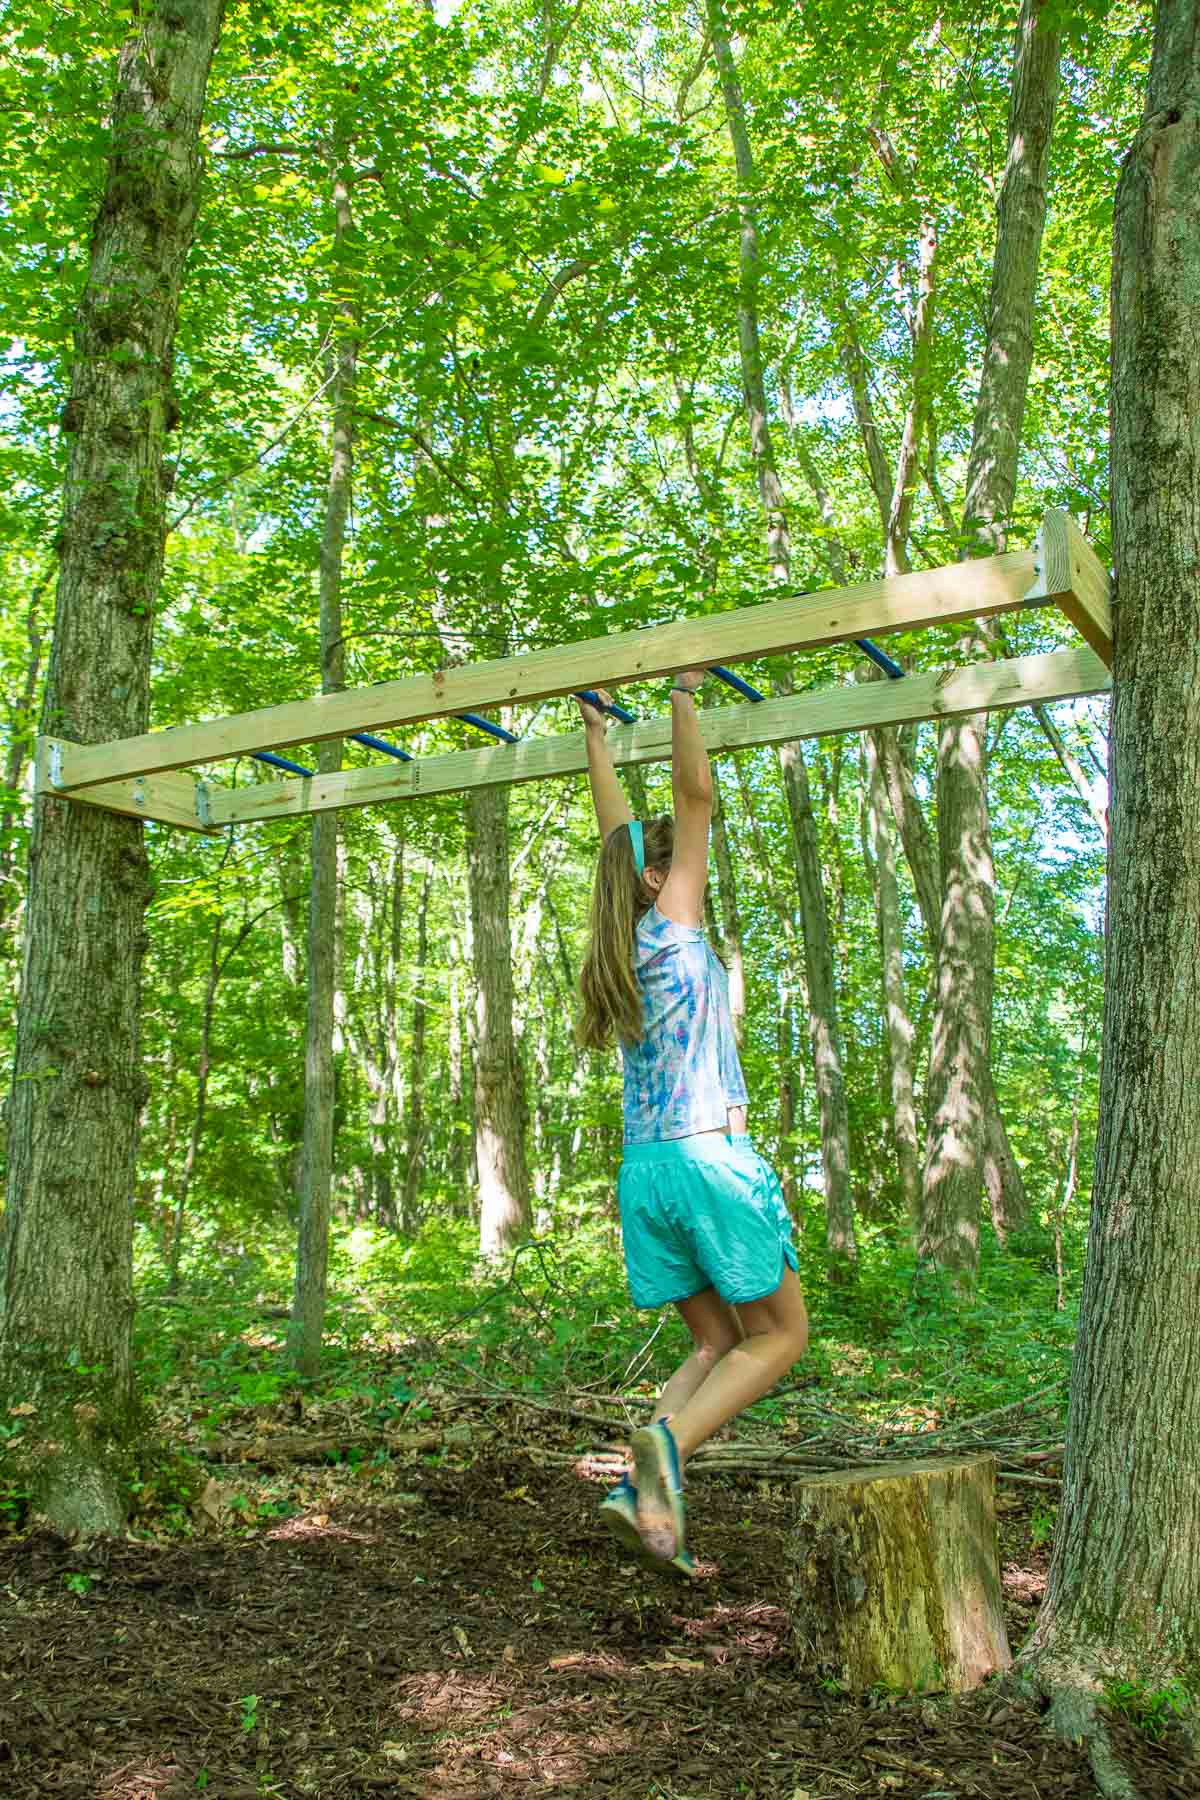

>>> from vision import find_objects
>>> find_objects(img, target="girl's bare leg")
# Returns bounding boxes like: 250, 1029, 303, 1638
650, 1287, 744, 1423
631, 1275, 806, 1554
668, 1268, 809, 1462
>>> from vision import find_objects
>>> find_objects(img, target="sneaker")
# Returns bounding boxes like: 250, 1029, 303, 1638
597, 1475, 643, 1554
630, 1419, 687, 1565
598, 1471, 697, 1578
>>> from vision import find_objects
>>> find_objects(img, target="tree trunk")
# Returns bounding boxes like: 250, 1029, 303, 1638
167, 914, 222, 1293
734, 757, 807, 1212
786, 1457, 1011, 1693
708, 0, 856, 1271
777, 984, 800, 1215
709, 768, 746, 1043
621, 760, 651, 819
401, 865, 433, 1232
864, 730, 920, 1229
0, 0, 225, 1537
278, 839, 306, 988
447, 940, 469, 1194
351, 834, 402, 1227
1023, 0, 1200, 1709
466, 783, 531, 1258
0, 572, 49, 950
777, 717, 857, 1275
921, 0, 1057, 1279
166, 902, 263, 1286
288, 164, 357, 1377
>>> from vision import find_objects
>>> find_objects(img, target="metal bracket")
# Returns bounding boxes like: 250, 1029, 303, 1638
1022, 526, 1047, 601
195, 782, 213, 828
46, 739, 65, 790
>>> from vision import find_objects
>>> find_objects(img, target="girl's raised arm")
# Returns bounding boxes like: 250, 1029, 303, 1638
656, 670, 711, 929
577, 689, 633, 840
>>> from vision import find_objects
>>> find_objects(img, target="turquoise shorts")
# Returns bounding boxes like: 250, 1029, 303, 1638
617, 1133, 799, 1310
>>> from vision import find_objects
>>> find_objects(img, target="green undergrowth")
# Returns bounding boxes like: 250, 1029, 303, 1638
131, 1203, 1077, 1430
1105, 1678, 1193, 1744
1, 1205, 1076, 1539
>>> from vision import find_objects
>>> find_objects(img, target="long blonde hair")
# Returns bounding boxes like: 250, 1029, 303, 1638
578, 816, 674, 1050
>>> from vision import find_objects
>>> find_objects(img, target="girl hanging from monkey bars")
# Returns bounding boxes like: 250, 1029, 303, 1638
576, 672, 809, 1575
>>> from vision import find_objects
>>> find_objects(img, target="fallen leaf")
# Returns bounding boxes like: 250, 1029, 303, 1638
198, 1478, 235, 1523
452, 1625, 473, 1657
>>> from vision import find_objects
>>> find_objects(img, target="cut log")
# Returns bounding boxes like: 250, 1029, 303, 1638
784, 1454, 1011, 1693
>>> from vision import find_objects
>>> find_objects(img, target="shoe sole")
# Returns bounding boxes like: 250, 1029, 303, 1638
629, 1424, 687, 1564
598, 1482, 696, 1579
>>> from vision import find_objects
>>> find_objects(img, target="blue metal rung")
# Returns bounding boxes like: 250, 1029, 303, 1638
858, 637, 905, 681
460, 712, 519, 745
575, 689, 637, 724
351, 731, 413, 762
254, 749, 314, 777
711, 665, 766, 704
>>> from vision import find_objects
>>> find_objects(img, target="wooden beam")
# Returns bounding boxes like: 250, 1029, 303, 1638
34, 740, 212, 833
199, 647, 1110, 827
1037, 508, 1113, 666
48, 546, 1052, 791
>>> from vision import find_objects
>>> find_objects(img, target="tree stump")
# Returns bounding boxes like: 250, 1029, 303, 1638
784, 1455, 1011, 1693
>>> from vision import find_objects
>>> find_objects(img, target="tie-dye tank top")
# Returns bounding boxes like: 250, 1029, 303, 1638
621, 906, 749, 1145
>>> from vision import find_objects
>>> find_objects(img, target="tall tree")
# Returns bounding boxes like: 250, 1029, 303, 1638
920, 0, 1059, 1283
401, 864, 433, 1231
0, 0, 226, 1534
1023, 0, 1200, 1755
709, 768, 746, 1042
862, 729, 920, 1227
707, 0, 856, 1272
467, 783, 532, 1257
288, 159, 358, 1376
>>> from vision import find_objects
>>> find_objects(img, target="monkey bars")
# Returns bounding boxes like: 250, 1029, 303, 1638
35, 509, 1111, 835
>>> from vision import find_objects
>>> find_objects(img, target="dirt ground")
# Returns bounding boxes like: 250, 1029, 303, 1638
1, 1453, 1196, 1800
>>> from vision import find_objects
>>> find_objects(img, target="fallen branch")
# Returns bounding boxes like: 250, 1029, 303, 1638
204, 1429, 443, 1467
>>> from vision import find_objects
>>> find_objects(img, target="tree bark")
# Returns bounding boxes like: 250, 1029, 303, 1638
776, 713, 857, 1274
707, 0, 856, 1271
921, 0, 1058, 1280
447, 931, 469, 1194
0, 0, 225, 1536
288, 163, 357, 1377
466, 783, 531, 1258
401, 865, 433, 1232
166, 902, 264, 1288
863, 730, 920, 1229
709, 767, 746, 1043
787, 1457, 1011, 1693
0, 572, 50, 951
167, 914, 222, 1293
278, 838, 306, 988
1023, 0, 1200, 1705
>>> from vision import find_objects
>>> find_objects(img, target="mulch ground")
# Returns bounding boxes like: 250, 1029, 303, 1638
1, 1454, 1196, 1800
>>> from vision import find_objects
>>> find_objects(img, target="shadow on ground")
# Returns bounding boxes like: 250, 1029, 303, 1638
0, 1457, 1193, 1799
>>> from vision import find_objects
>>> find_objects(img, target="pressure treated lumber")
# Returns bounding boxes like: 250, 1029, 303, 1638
785, 1454, 1011, 1693
1036, 508, 1113, 665
45, 546, 1051, 791
194, 646, 1110, 824
34, 740, 212, 834
40, 647, 1109, 829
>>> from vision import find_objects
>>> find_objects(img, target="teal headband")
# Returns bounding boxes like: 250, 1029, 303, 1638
628, 819, 645, 876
